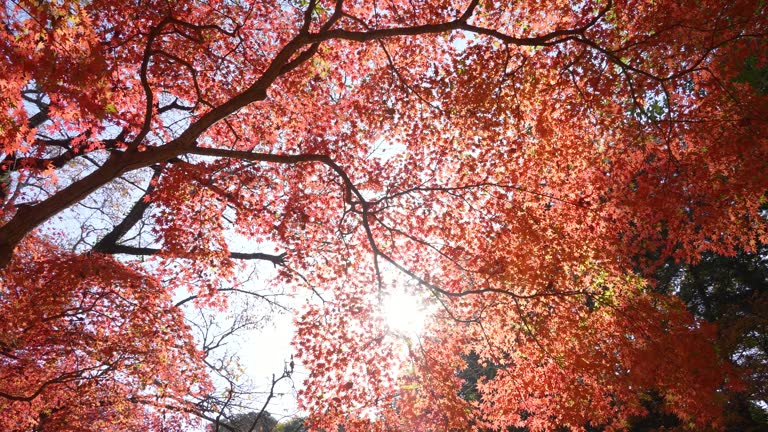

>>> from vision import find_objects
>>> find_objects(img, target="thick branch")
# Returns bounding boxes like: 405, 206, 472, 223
96, 243, 287, 266
92, 166, 162, 252
188, 147, 365, 205
2, 137, 121, 172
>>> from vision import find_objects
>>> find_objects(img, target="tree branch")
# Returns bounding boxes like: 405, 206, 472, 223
92, 166, 163, 252
96, 243, 287, 266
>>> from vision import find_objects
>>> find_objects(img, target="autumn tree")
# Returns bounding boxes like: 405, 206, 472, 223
0, 237, 210, 431
1, 0, 767, 431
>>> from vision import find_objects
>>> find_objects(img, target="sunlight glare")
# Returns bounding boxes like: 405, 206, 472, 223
382, 291, 429, 337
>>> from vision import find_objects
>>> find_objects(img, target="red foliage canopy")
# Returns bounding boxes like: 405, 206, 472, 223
0, 0, 766, 430
0, 237, 209, 431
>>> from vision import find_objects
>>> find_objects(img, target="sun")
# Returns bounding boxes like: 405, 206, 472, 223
381, 291, 430, 337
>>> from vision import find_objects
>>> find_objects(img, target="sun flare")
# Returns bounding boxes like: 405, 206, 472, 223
381, 291, 430, 337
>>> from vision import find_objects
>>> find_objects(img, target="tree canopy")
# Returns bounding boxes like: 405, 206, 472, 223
1, 0, 767, 431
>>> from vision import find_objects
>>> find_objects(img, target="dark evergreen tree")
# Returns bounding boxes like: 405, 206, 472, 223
212, 411, 278, 432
